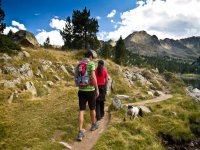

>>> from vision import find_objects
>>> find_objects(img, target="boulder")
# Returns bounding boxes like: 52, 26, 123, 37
47, 81, 54, 87
25, 81, 37, 96
112, 96, 122, 109
19, 63, 33, 79
2, 78, 21, 88
0, 53, 11, 62
138, 106, 152, 113
15, 51, 30, 60
35, 70, 44, 79
39, 59, 52, 71
13, 30, 39, 47
3, 66, 18, 75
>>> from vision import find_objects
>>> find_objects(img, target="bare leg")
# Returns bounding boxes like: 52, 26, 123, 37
79, 111, 84, 131
90, 109, 96, 124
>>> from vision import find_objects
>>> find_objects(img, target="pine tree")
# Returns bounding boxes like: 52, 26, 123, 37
7, 29, 14, 39
114, 36, 127, 65
60, 17, 73, 49
44, 37, 51, 48
101, 43, 113, 59
0, 0, 6, 33
61, 7, 99, 50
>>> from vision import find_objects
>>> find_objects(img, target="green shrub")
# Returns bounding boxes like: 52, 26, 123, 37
0, 34, 21, 54
163, 72, 176, 81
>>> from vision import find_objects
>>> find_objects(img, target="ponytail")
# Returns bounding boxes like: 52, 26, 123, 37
97, 60, 104, 76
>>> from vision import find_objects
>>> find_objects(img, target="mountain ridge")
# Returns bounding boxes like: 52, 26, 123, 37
123, 31, 200, 61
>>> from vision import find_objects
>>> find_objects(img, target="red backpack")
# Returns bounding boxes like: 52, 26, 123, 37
75, 60, 90, 87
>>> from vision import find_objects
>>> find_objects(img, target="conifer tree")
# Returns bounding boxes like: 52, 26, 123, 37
44, 37, 51, 48
114, 36, 127, 65
60, 17, 73, 49
0, 0, 5, 33
101, 43, 112, 59
7, 29, 14, 39
61, 7, 99, 50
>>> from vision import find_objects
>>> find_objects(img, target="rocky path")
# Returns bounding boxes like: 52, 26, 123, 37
70, 93, 172, 150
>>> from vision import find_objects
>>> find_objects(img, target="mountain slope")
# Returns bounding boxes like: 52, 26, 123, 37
124, 31, 200, 61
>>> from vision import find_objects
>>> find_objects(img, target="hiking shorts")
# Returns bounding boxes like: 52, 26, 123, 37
78, 90, 96, 111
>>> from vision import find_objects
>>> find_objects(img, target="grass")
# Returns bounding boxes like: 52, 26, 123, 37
94, 73, 200, 150
0, 47, 200, 149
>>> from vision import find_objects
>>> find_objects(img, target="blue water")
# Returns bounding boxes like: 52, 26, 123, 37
182, 78, 200, 89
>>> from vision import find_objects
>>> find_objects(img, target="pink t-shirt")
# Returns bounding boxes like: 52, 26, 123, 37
95, 69, 109, 86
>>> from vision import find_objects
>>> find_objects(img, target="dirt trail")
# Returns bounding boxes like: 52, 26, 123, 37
70, 94, 172, 150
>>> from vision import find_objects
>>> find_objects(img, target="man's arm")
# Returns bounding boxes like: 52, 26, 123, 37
91, 70, 99, 97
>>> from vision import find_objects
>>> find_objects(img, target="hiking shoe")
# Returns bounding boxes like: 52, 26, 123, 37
90, 122, 99, 131
76, 130, 85, 141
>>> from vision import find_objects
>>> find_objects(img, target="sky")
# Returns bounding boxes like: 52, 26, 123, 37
2, 0, 200, 46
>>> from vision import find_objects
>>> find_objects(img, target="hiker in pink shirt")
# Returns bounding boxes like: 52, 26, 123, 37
95, 60, 109, 121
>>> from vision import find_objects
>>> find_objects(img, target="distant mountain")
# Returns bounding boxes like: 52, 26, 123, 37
124, 31, 200, 61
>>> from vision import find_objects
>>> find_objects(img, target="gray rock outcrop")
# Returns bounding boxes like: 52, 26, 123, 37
13, 30, 39, 47
25, 81, 37, 96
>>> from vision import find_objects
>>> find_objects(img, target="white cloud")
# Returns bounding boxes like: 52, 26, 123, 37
37, 29, 46, 32
49, 17, 66, 30
96, 16, 101, 20
3, 26, 19, 35
111, 19, 115, 23
34, 13, 40, 16
100, 0, 200, 41
12, 20, 26, 30
36, 30, 64, 46
97, 31, 109, 41
107, 9, 116, 18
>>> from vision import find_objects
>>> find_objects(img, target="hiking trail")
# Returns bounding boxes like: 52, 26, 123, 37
70, 93, 172, 150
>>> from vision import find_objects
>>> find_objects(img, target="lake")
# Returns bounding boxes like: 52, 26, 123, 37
181, 76, 200, 89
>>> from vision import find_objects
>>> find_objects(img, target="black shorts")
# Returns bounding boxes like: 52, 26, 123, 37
78, 90, 96, 111
96, 85, 106, 101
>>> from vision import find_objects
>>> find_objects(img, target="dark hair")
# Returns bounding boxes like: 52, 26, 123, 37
97, 60, 104, 76
84, 50, 94, 58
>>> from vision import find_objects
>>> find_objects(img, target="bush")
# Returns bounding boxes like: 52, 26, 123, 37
0, 34, 21, 54
163, 72, 176, 81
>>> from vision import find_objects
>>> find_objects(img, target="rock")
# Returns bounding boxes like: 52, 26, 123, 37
3, 80, 16, 88
25, 81, 37, 96
23, 51, 30, 57
8, 93, 14, 104
3, 66, 18, 75
23, 147, 31, 150
58, 142, 72, 150
0, 53, 11, 62
15, 51, 30, 60
60, 65, 69, 75
39, 59, 52, 71
106, 76, 113, 95
35, 70, 44, 79
138, 106, 152, 113
19, 63, 33, 79
154, 91, 161, 96
112, 96, 122, 109
54, 75, 61, 81
13, 30, 39, 47
90, 50, 97, 58
47, 81, 54, 87
0, 68, 2, 74
15, 52, 24, 60
147, 91, 154, 96
115, 94, 130, 99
